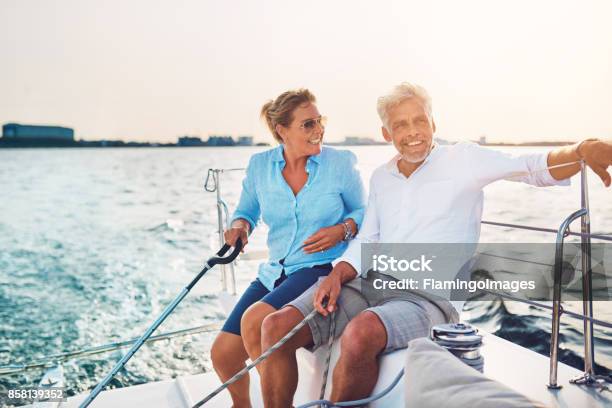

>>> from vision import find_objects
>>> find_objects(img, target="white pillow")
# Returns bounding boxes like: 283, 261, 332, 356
404, 338, 548, 408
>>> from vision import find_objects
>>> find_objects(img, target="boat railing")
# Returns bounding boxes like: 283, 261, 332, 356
480, 161, 610, 389
0, 323, 221, 376
204, 168, 245, 295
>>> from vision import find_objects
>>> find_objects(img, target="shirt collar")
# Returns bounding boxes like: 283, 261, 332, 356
385, 143, 439, 178
309, 151, 322, 164
272, 144, 285, 162
272, 144, 322, 164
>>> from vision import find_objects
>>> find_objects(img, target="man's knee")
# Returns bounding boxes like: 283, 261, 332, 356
262, 307, 301, 339
261, 306, 314, 351
340, 311, 387, 359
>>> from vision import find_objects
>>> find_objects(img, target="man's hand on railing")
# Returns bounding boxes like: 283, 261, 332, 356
578, 139, 612, 187
224, 219, 250, 252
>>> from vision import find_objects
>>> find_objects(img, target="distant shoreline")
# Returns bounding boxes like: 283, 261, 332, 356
0, 140, 270, 149
481, 141, 575, 147
0, 140, 575, 149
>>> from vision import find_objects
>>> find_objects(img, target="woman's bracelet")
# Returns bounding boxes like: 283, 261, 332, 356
341, 220, 355, 241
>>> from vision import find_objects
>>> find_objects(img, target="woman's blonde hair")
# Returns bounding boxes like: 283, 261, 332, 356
261, 89, 316, 143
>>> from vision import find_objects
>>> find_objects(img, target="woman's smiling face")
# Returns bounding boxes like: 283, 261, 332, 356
277, 102, 326, 157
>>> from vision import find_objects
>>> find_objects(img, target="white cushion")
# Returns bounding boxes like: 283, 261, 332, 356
404, 338, 548, 408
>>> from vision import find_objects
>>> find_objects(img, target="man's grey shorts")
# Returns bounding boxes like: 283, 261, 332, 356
287, 272, 457, 352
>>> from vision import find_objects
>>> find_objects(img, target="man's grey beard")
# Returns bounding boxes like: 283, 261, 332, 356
400, 149, 431, 164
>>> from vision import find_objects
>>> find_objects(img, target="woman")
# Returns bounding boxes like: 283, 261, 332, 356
210, 89, 366, 407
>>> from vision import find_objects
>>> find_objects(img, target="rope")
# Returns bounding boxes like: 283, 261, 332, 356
296, 369, 405, 408
319, 310, 336, 402
192, 307, 320, 407
192, 302, 405, 408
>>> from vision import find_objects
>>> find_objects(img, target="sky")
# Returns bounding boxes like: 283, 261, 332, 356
1, 0, 611, 144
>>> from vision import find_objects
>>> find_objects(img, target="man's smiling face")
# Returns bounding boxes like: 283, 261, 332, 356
382, 98, 436, 164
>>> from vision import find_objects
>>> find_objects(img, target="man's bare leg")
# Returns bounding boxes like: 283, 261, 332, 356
260, 306, 314, 408
330, 311, 387, 403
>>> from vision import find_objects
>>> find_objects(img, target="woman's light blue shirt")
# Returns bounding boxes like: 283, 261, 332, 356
231, 145, 366, 291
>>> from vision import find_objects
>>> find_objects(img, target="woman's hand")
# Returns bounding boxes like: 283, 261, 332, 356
303, 224, 344, 254
224, 220, 250, 252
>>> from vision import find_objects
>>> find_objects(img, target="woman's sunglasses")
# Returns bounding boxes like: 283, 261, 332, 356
299, 116, 327, 132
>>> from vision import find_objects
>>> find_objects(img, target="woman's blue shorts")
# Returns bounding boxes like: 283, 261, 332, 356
221, 263, 333, 336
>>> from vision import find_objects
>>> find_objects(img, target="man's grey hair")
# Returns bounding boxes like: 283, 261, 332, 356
376, 82, 433, 130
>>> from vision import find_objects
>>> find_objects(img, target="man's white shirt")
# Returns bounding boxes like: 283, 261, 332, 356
334, 142, 570, 315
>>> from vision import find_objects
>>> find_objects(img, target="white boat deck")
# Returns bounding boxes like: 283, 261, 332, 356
59, 328, 611, 408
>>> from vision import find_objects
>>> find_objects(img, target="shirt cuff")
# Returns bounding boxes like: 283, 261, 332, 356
230, 213, 257, 234
539, 153, 572, 186
343, 208, 365, 229
332, 256, 362, 276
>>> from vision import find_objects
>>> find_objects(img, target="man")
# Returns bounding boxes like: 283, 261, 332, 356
258, 82, 612, 407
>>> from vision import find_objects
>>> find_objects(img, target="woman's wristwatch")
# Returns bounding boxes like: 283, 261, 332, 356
341, 220, 355, 241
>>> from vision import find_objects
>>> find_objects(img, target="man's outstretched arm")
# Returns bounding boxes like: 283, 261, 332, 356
548, 139, 612, 186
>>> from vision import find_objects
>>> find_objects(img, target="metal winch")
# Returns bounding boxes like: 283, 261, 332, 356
431, 322, 484, 373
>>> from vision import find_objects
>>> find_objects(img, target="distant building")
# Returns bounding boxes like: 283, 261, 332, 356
479, 135, 487, 145
337, 136, 386, 146
2, 123, 74, 141
345, 136, 367, 145
98, 140, 125, 147
207, 135, 235, 146
237, 135, 254, 146
178, 136, 205, 146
